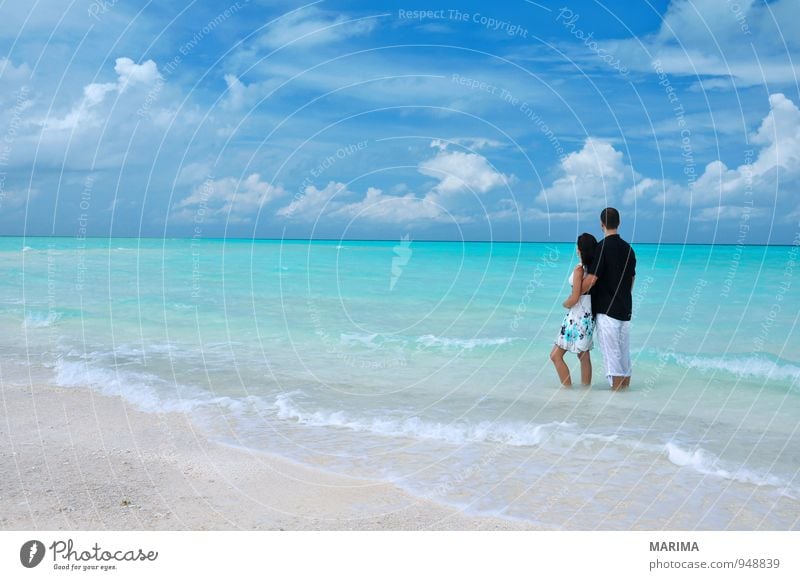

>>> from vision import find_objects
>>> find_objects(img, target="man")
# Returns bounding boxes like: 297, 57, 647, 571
581, 207, 636, 391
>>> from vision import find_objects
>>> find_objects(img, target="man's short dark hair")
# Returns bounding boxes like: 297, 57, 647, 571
601, 207, 620, 229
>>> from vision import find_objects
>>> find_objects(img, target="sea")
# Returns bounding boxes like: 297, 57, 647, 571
1, 236, 798, 529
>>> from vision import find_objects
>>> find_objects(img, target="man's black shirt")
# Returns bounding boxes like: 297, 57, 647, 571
589, 234, 636, 321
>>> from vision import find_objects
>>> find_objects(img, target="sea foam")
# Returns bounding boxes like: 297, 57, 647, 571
664, 441, 796, 496
52, 358, 244, 416
670, 353, 800, 384
22, 310, 62, 328
415, 335, 517, 350
273, 392, 616, 448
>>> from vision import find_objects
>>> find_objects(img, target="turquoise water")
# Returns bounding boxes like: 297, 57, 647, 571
1, 237, 798, 529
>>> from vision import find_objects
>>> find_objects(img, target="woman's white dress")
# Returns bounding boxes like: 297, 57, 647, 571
554, 265, 594, 353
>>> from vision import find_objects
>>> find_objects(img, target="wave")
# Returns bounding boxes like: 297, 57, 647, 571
52, 358, 244, 416
664, 442, 796, 496
337, 332, 519, 351
21, 246, 33, 252
273, 392, 615, 448
340, 332, 384, 347
45, 356, 800, 501
271, 394, 798, 496
23, 310, 62, 328
63, 340, 244, 364
670, 353, 800, 384
416, 335, 517, 350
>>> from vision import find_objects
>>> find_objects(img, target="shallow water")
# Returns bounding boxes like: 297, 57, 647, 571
2, 237, 798, 529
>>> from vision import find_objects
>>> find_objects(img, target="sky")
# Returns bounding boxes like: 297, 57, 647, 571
1, 0, 799, 244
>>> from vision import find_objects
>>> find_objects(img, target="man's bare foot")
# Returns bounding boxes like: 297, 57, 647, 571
611, 376, 629, 391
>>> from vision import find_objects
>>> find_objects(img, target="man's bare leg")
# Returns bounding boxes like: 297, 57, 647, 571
621, 375, 631, 388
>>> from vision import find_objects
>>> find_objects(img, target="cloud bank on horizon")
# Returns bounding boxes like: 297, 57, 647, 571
0, 0, 798, 243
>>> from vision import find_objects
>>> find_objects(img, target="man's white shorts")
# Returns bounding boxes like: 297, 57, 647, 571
595, 313, 632, 385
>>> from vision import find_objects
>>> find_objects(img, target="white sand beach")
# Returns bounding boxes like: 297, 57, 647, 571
0, 379, 533, 531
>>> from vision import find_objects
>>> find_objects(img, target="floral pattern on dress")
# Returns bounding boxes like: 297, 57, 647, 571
555, 265, 594, 353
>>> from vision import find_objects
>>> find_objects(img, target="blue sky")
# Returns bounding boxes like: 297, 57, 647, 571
1, 0, 799, 243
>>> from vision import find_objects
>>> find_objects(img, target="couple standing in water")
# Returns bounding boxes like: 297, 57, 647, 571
550, 207, 637, 391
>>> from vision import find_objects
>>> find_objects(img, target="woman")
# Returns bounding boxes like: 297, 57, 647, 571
550, 233, 597, 387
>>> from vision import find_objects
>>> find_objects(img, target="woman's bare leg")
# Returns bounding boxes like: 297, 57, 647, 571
578, 351, 592, 386
550, 346, 572, 387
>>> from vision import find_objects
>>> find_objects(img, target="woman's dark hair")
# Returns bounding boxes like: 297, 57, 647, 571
577, 232, 598, 268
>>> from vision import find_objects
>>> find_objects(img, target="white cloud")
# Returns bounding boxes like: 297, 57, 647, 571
173, 173, 287, 223
223, 74, 247, 110
114, 57, 160, 90
276, 142, 509, 224
693, 205, 768, 222
82, 82, 117, 107
277, 181, 350, 220
750, 93, 800, 174
687, 78, 736, 92
0, 58, 31, 85
536, 0, 799, 87
176, 162, 215, 187
277, 181, 455, 225
536, 137, 632, 209
420, 143, 512, 198
430, 137, 504, 151
258, 7, 376, 49
489, 197, 579, 221
44, 57, 161, 131
331, 186, 456, 223
529, 93, 800, 225
626, 176, 691, 210
609, 0, 800, 86
229, 27, 550, 112
680, 93, 800, 208
0, 187, 38, 210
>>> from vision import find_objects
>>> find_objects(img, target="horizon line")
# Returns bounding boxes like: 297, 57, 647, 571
1, 235, 796, 247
